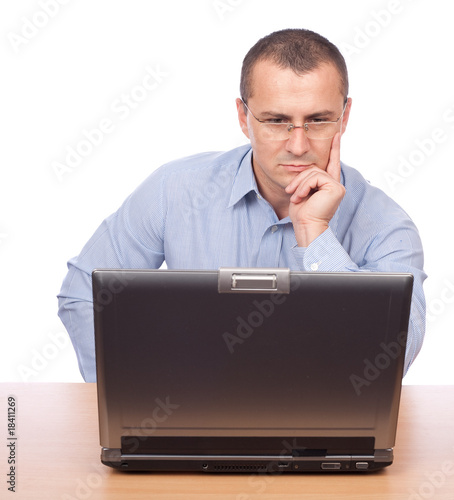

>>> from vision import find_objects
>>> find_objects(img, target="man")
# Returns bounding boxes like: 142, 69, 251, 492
58, 29, 426, 383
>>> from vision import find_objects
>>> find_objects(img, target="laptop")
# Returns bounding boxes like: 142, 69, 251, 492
92, 268, 413, 473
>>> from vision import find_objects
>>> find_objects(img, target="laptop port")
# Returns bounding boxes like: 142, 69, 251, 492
321, 462, 341, 470
278, 462, 290, 468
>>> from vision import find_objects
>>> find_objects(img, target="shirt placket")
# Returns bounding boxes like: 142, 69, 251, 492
254, 195, 285, 267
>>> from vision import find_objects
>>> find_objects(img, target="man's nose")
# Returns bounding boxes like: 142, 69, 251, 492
285, 126, 311, 156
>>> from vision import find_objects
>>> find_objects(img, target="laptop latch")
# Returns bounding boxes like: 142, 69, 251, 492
218, 268, 290, 294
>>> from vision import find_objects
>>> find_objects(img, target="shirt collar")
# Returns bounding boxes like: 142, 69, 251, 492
227, 148, 346, 234
227, 146, 258, 208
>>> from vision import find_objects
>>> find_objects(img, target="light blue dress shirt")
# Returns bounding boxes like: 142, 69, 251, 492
58, 144, 426, 382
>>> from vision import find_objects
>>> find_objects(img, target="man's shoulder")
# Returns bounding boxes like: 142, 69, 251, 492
158, 144, 252, 177
340, 162, 371, 191
134, 144, 251, 198
341, 162, 393, 202
340, 162, 411, 223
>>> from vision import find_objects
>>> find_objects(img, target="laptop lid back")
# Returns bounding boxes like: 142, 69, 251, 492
93, 268, 413, 472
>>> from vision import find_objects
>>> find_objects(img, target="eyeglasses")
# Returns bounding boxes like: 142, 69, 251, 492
241, 98, 348, 141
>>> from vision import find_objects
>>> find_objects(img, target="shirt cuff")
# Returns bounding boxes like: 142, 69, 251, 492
291, 227, 359, 272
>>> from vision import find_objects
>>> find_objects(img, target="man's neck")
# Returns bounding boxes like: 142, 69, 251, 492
251, 157, 291, 220
270, 195, 290, 220
255, 182, 290, 220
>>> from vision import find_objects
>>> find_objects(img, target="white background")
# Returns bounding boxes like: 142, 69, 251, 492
1, 0, 453, 384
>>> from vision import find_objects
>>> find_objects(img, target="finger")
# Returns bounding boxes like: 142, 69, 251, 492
285, 166, 321, 194
289, 171, 329, 203
326, 132, 341, 182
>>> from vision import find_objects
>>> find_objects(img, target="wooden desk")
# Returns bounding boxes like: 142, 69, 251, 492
1, 384, 453, 499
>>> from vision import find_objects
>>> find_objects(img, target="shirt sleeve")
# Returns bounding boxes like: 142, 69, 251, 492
291, 223, 426, 376
57, 171, 167, 382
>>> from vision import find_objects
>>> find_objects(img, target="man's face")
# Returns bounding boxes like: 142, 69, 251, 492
237, 59, 352, 201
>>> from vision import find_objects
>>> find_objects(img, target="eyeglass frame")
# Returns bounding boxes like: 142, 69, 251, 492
240, 97, 349, 140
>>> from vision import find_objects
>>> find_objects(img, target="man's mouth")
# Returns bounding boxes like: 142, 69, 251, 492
280, 164, 313, 172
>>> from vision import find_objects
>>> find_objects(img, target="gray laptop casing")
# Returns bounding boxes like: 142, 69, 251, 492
92, 268, 413, 473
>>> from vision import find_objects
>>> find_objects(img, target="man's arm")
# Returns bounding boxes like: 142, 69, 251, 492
285, 133, 426, 374
291, 223, 426, 374
58, 177, 166, 382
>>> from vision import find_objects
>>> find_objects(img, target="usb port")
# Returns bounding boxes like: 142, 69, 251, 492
278, 462, 290, 468
321, 462, 341, 470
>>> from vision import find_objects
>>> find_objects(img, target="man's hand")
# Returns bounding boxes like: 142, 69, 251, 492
285, 133, 346, 247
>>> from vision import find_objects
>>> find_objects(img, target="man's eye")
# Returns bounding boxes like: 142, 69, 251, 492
309, 118, 325, 123
265, 118, 287, 124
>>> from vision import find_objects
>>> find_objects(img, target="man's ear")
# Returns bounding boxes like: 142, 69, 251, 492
340, 97, 352, 135
236, 98, 250, 139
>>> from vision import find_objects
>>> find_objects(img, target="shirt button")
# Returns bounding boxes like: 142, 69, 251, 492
270, 225, 278, 233
310, 262, 319, 271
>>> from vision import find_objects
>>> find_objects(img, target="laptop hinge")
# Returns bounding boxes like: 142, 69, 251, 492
218, 267, 290, 294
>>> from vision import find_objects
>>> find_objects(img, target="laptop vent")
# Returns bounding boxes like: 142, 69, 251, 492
211, 464, 268, 472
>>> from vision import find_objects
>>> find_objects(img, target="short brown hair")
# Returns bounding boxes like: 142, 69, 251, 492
240, 28, 348, 102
